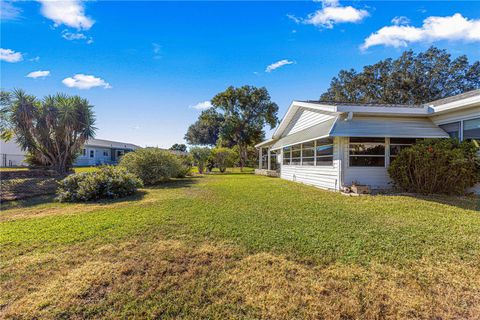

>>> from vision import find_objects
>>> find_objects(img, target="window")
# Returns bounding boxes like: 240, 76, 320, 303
315, 138, 333, 166
439, 122, 460, 139
260, 147, 269, 169
389, 138, 417, 163
89, 150, 94, 158
103, 150, 109, 157
291, 145, 301, 165
282, 138, 334, 166
301, 141, 315, 166
349, 137, 385, 167
463, 118, 480, 140
283, 146, 291, 165
82, 148, 86, 156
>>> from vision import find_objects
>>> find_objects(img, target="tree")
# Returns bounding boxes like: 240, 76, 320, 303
184, 108, 224, 146
320, 47, 480, 104
211, 86, 278, 169
0, 90, 14, 141
211, 147, 236, 173
169, 143, 187, 152
3, 90, 96, 174
189, 147, 211, 174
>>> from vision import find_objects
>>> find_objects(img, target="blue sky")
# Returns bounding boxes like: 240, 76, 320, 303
1, 1, 480, 147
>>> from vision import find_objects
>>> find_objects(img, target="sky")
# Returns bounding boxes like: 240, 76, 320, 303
1, 0, 480, 148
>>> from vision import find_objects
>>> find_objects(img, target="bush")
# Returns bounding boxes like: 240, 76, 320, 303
388, 139, 479, 195
57, 166, 142, 202
211, 147, 236, 173
190, 147, 211, 174
176, 154, 193, 178
119, 148, 183, 185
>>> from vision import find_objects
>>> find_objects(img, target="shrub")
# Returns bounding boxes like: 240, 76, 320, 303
176, 154, 193, 178
388, 139, 479, 195
57, 166, 142, 202
190, 147, 211, 174
211, 147, 236, 173
119, 148, 184, 185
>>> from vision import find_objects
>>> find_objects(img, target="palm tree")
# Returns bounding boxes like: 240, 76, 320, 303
6, 89, 96, 174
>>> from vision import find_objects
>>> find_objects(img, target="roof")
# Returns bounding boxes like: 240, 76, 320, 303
270, 118, 336, 150
428, 89, 480, 107
301, 101, 424, 109
330, 117, 449, 139
85, 138, 141, 150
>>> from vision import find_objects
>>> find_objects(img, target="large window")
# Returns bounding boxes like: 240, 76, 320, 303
315, 138, 333, 166
283, 146, 291, 165
282, 138, 334, 166
389, 138, 417, 163
439, 122, 460, 139
463, 118, 480, 140
302, 141, 315, 165
349, 137, 385, 167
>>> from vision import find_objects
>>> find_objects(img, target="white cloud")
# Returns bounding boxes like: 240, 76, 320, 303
61, 30, 93, 43
0, 48, 23, 63
38, 0, 94, 30
0, 1, 22, 21
265, 59, 295, 73
391, 16, 410, 26
190, 101, 213, 110
62, 74, 112, 90
152, 43, 161, 59
29, 56, 40, 62
291, 0, 368, 29
26, 70, 50, 79
362, 13, 480, 50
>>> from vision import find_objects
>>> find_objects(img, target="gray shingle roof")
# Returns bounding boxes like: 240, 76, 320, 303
300, 100, 424, 108
85, 138, 141, 150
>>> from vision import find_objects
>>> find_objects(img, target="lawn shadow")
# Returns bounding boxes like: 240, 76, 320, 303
403, 194, 480, 211
1, 194, 57, 211
146, 176, 202, 190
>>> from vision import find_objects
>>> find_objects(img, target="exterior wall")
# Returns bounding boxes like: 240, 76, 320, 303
74, 147, 115, 166
283, 109, 334, 136
279, 137, 341, 191
429, 106, 479, 125
341, 137, 396, 190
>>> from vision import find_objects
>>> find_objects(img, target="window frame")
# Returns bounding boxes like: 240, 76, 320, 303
438, 116, 480, 142
348, 137, 386, 168
281, 136, 334, 167
389, 138, 417, 164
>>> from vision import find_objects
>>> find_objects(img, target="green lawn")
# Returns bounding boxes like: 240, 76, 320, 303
1, 173, 479, 319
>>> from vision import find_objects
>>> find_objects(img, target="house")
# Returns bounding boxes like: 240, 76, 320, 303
0, 138, 141, 167
255, 89, 480, 193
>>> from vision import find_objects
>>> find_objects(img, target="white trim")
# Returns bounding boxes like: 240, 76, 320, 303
430, 95, 480, 114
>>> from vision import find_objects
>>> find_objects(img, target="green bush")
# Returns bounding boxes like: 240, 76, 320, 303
176, 154, 193, 178
119, 148, 183, 185
190, 147, 211, 174
388, 139, 479, 195
57, 166, 142, 202
211, 147, 236, 173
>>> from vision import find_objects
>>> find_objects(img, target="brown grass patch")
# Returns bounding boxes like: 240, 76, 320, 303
2, 236, 480, 319
219, 253, 480, 320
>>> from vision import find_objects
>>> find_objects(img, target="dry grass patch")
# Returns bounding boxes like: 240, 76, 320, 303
220, 253, 480, 320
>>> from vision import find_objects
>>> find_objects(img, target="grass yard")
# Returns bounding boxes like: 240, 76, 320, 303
1, 173, 479, 319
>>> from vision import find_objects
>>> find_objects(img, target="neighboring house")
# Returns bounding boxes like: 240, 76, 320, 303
0, 138, 141, 167
256, 89, 480, 193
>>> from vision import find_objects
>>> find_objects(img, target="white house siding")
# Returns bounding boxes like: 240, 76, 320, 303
342, 137, 391, 190
280, 137, 341, 191
283, 109, 334, 136
75, 147, 114, 166
429, 106, 479, 125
